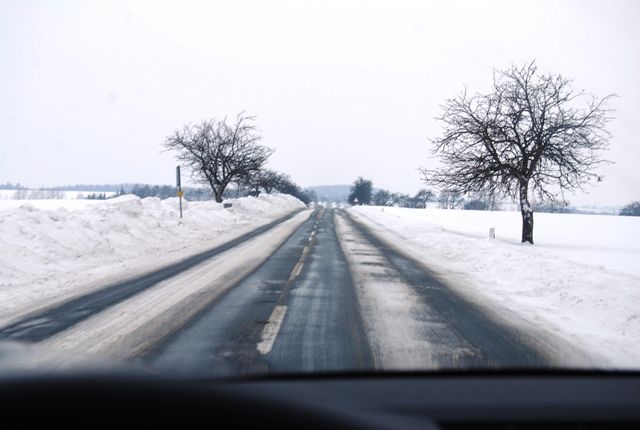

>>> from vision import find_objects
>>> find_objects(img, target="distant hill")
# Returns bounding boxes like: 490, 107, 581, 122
306, 185, 351, 203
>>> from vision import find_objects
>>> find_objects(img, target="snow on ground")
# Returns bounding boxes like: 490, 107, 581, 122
371, 207, 640, 277
0, 199, 108, 211
0, 194, 305, 326
350, 206, 640, 368
0, 189, 117, 202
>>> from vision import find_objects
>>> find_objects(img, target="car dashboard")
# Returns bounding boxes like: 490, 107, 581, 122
1, 370, 638, 429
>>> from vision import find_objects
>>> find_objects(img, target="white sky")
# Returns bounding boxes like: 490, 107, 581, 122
1, 0, 638, 206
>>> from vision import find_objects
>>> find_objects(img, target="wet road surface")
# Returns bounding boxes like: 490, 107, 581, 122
148, 208, 548, 376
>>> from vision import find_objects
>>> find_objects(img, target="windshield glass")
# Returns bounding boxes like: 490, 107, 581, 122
0, 0, 638, 378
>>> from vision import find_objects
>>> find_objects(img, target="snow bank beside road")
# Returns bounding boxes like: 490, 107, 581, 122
0, 194, 305, 325
364, 207, 640, 277
350, 206, 640, 368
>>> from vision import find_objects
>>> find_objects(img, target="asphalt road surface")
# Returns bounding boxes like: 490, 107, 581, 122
0, 207, 552, 374
147, 208, 549, 376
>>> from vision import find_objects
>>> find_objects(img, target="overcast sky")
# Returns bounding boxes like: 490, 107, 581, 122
1, 0, 638, 205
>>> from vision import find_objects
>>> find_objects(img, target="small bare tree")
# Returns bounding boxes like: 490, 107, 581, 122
421, 62, 615, 243
437, 190, 465, 209
414, 189, 435, 208
237, 169, 291, 196
165, 113, 273, 203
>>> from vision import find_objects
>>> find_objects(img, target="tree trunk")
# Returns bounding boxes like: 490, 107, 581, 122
211, 181, 229, 203
212, 186, 223, 203
519, 181, 534, 244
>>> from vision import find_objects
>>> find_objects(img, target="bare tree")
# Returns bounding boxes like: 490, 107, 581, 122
390, 192, 411, 208
421, 62, 615, 243
238, 169, 292, 197
267, 173, 315, 205
620, 201, 640, 217
437, 190, 465, 209
372, 189, 392, 206
414, 189, 435, 208
348, 177, 373, 205
165, 113, 273, 203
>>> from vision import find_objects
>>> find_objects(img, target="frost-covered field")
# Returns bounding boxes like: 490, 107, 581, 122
0, 194, 305, 326
350, 206, 640, 368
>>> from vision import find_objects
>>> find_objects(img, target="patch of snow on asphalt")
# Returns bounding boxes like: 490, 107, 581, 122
335, 213, 436, 369
350, 206, 640, 369
0, 194, 305, 326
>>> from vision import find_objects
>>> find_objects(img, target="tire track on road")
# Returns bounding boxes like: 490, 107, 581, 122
336, 209, 550, 369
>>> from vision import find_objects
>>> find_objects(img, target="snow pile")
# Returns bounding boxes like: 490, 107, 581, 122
0, 194, 305, 325
350, 206, 640, 368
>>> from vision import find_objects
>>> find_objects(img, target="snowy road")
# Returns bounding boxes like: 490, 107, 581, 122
148, 208, 551, 376
0, 207, 557, 373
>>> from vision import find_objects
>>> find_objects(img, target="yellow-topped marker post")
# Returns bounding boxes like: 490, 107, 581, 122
176, 166, 183, 219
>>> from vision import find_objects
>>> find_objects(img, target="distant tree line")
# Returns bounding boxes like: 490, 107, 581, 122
235, 169, 317, 205
59, 175, 316, 205
128, 185, 180, 199
119, 184, 211, 201
371, 188, 438, 209
84, 192, 109, 200
348, 177, 467, 209
0, 182, 25, 190
45, 184, 124, 192
349, 176, 485, 209
13, 189, 65, 200
346, 177, 592, 213
620, 201, 640, 216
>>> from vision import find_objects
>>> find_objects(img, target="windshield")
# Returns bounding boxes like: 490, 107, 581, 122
0, 0, 638, 379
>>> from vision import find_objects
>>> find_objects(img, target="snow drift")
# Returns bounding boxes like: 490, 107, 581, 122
0, 194, 305, 325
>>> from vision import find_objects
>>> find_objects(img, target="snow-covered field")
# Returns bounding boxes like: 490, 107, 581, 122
0, 194, 305, 326
350, 206, 640, 368
0, 189, 117, 202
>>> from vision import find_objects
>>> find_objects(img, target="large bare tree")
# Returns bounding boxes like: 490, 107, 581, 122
421, 62, 615, 243
165, 113, 273, 203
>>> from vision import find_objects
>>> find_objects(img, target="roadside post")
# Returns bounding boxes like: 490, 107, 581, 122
176, 166, 183, 219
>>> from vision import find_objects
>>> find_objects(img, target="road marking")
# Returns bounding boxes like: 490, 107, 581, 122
288, 241, 311, 282
288, 260, 304, 282
287, 261, 304, 284
256, 305, 287, 355
256, 215, 321, 355
287, 224, 317, 282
